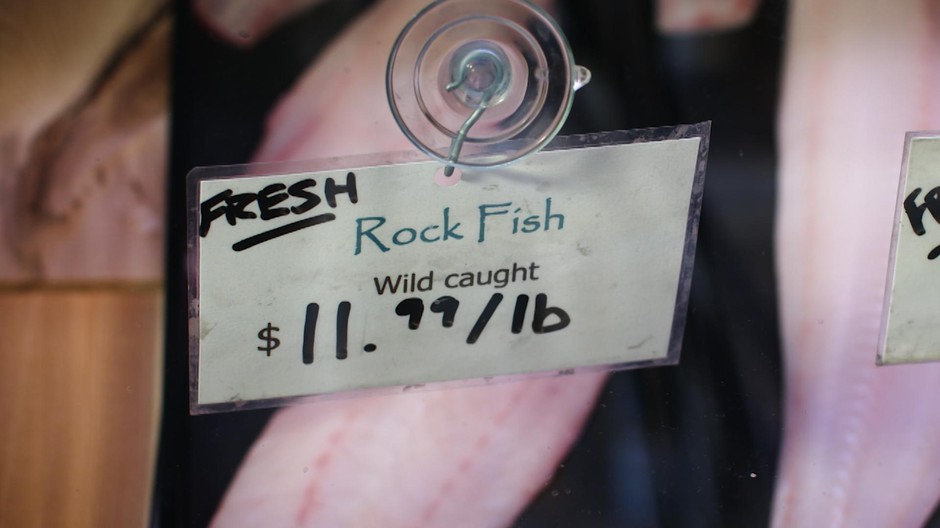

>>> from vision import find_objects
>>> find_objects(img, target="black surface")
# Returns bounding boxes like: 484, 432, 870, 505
157, 1, 787, 526
157, 2, 374, 526
517, 2, 786, 526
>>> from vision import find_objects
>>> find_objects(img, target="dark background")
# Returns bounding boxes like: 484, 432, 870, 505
158, 1, 789, 525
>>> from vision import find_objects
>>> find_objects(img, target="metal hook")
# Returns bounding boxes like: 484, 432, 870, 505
442, 44, 511, 176
443, 85, 492, 177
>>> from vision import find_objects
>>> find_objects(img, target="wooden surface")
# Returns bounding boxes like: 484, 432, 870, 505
0, 1, 169, 525
0, 287, 162, 527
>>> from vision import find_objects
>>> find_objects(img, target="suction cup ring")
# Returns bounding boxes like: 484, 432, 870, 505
387, 0, 590, 174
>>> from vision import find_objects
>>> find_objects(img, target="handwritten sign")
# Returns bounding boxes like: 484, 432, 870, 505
188, 127, 708, 413
880, 132, 940, 364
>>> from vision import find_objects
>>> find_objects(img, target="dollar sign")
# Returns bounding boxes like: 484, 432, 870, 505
257, 322, 280, 356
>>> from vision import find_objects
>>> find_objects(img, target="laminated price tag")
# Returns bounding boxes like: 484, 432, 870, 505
880, 132, 940, 364
188, 126, 709, 413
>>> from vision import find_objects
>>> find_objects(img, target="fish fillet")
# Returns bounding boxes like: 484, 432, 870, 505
773, 0, 940, 526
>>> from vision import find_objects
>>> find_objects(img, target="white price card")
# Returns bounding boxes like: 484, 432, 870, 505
880, 132, 940, 364
188, 125, 709, 413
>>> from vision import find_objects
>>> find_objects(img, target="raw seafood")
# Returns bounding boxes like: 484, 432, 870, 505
656, 0, 760, 34
773, 0, 940, 525
213, 1, 606, 526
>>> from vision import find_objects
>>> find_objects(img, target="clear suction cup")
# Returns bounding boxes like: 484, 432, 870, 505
386, 0, 589, 173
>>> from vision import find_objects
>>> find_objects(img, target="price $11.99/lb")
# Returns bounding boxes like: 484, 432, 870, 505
255, 292, 570, 364
190, 131, 708, 411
